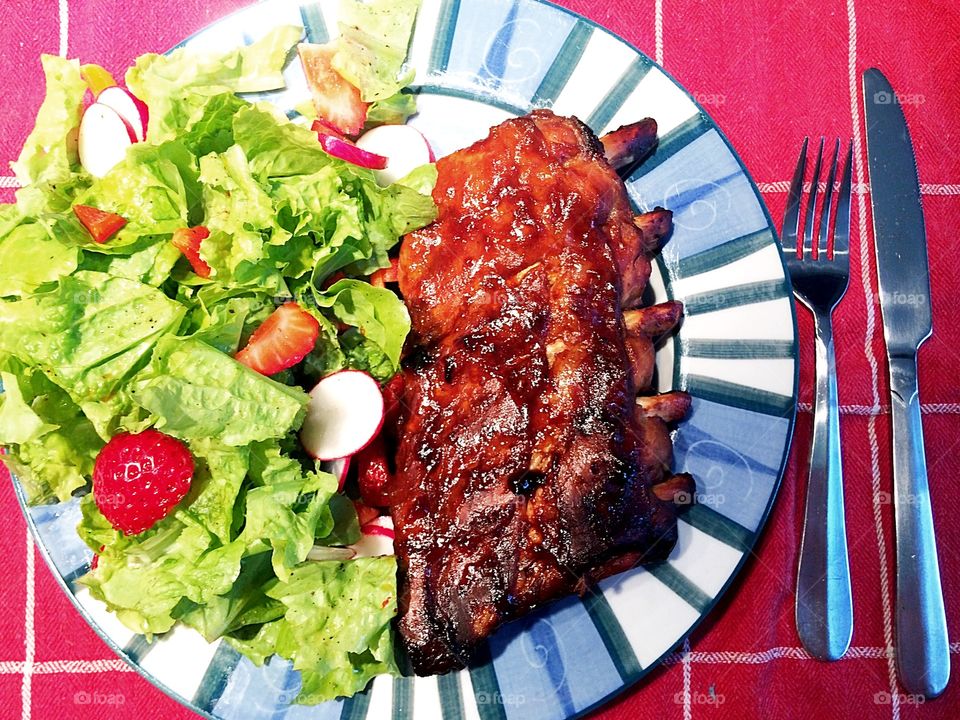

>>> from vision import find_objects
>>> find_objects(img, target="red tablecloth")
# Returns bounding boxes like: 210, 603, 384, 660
1, 1, 958, 718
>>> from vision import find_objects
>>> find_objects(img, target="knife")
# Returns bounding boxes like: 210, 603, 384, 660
863, 67, 950, 698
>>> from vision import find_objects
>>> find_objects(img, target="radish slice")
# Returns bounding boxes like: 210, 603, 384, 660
318, 132, 388, 169
97, 86, 149, 142
351, 516, 395, 558
300, 370, 385, 460
78, 103, 135, 178
360, 521, 395, 539
322, 456, 352, 491
355, 124, 435, 186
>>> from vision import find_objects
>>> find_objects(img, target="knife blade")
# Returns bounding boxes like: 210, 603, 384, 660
863, 67, 950, 698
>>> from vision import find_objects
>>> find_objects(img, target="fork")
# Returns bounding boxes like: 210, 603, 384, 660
782, 137, 854, 661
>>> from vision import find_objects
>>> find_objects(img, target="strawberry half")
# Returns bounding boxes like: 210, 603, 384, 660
172, 226, 212, 278
298, 43, 369, 136
369, 258, 399, 288
235, 302, 320, 376
73, 205, 126, 243
93, 429, 194, 536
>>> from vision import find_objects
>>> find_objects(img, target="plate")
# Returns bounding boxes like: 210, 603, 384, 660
16, 1, 799, 718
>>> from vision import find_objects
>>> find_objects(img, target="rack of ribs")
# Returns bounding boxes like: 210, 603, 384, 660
373, 110, 693, 675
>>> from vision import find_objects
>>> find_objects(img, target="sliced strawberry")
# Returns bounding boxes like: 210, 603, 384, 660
235, 302, 320, 376
93, 430, 194, 536
311, 118, 347, 141
353, 499, 381, 527
171, 226, 212, 278
298, 43, 369, 136
73, 205, 126, 243
369, 258, 400, 288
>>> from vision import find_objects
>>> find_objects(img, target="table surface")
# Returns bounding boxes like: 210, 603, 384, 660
1, 1, 958, 719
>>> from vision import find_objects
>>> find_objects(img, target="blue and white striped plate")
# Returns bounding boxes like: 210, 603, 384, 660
17, 1, 799, 718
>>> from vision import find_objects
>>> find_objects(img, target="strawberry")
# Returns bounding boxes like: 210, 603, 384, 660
171, 226, 212, 278
298, 43, 369, 136
93, 429, 194, 536
356, 435, 393, 507
311, 118, 347, 141
73, 205, 126, 243
353, 499, 381, 527
235, 302, 320, 375
369, 258, 399, 288
356, 374, 404, 506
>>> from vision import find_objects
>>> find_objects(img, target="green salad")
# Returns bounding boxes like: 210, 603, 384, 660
0, 0, 432, 704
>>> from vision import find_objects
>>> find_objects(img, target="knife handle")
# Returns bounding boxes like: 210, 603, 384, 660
796, 311, 853, 660
889, 353, 950, 697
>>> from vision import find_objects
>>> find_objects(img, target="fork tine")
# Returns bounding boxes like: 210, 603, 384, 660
832, 141, 853, 262
782, 137, 808, 257
817, 140, 840, 258
802, 137, 825, 258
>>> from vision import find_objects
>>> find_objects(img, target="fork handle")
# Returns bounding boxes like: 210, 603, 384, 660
796, 311, 853, 660
889, 353, 950, 697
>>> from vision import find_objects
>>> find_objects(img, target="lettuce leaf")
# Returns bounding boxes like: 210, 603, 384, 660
0, 272, 186, 406
78, 494, 245, 636
233, 104, 335, 180
241, 442, 337, 581
228, 557, 398, 703
0, 361, 102, 503
0, 223, 79, 297
184, 440, 250, 544
131, 336, 308, 446
59, 141, 201, 253
366, 91, 419, 126
126, 25, 304, 144
10, 55, 91, 215
316, 279, 410, 375
333, 0, 421, 102
196, 144, 281, 282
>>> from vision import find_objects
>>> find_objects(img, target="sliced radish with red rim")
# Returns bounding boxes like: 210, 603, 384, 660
78, 103, 135, 178
351, 516, 395, 558
97, 86, 149, 142
300, 370, 385, 461
318, 133, 388, 170
321, 456, 352, 492
355, 124, 435, 186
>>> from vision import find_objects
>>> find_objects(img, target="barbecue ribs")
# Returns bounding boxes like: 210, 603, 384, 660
380, 110, 693, 675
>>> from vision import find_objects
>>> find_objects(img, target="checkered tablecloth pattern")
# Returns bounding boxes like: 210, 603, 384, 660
1, 1, 959, 718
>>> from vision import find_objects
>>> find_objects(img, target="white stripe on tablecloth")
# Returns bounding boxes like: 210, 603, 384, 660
0, 176, 21, 188
19, 5, 71, 717
797, 403, 960, 416
0, 660, 134, 675
681, 639, 691, 720
662, 643, 960, 665
59, 0, 69, 58
846, 1, 899, 718
21, 531, 34, 720
757, 181, 960, 196
654, 0, 664, 65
